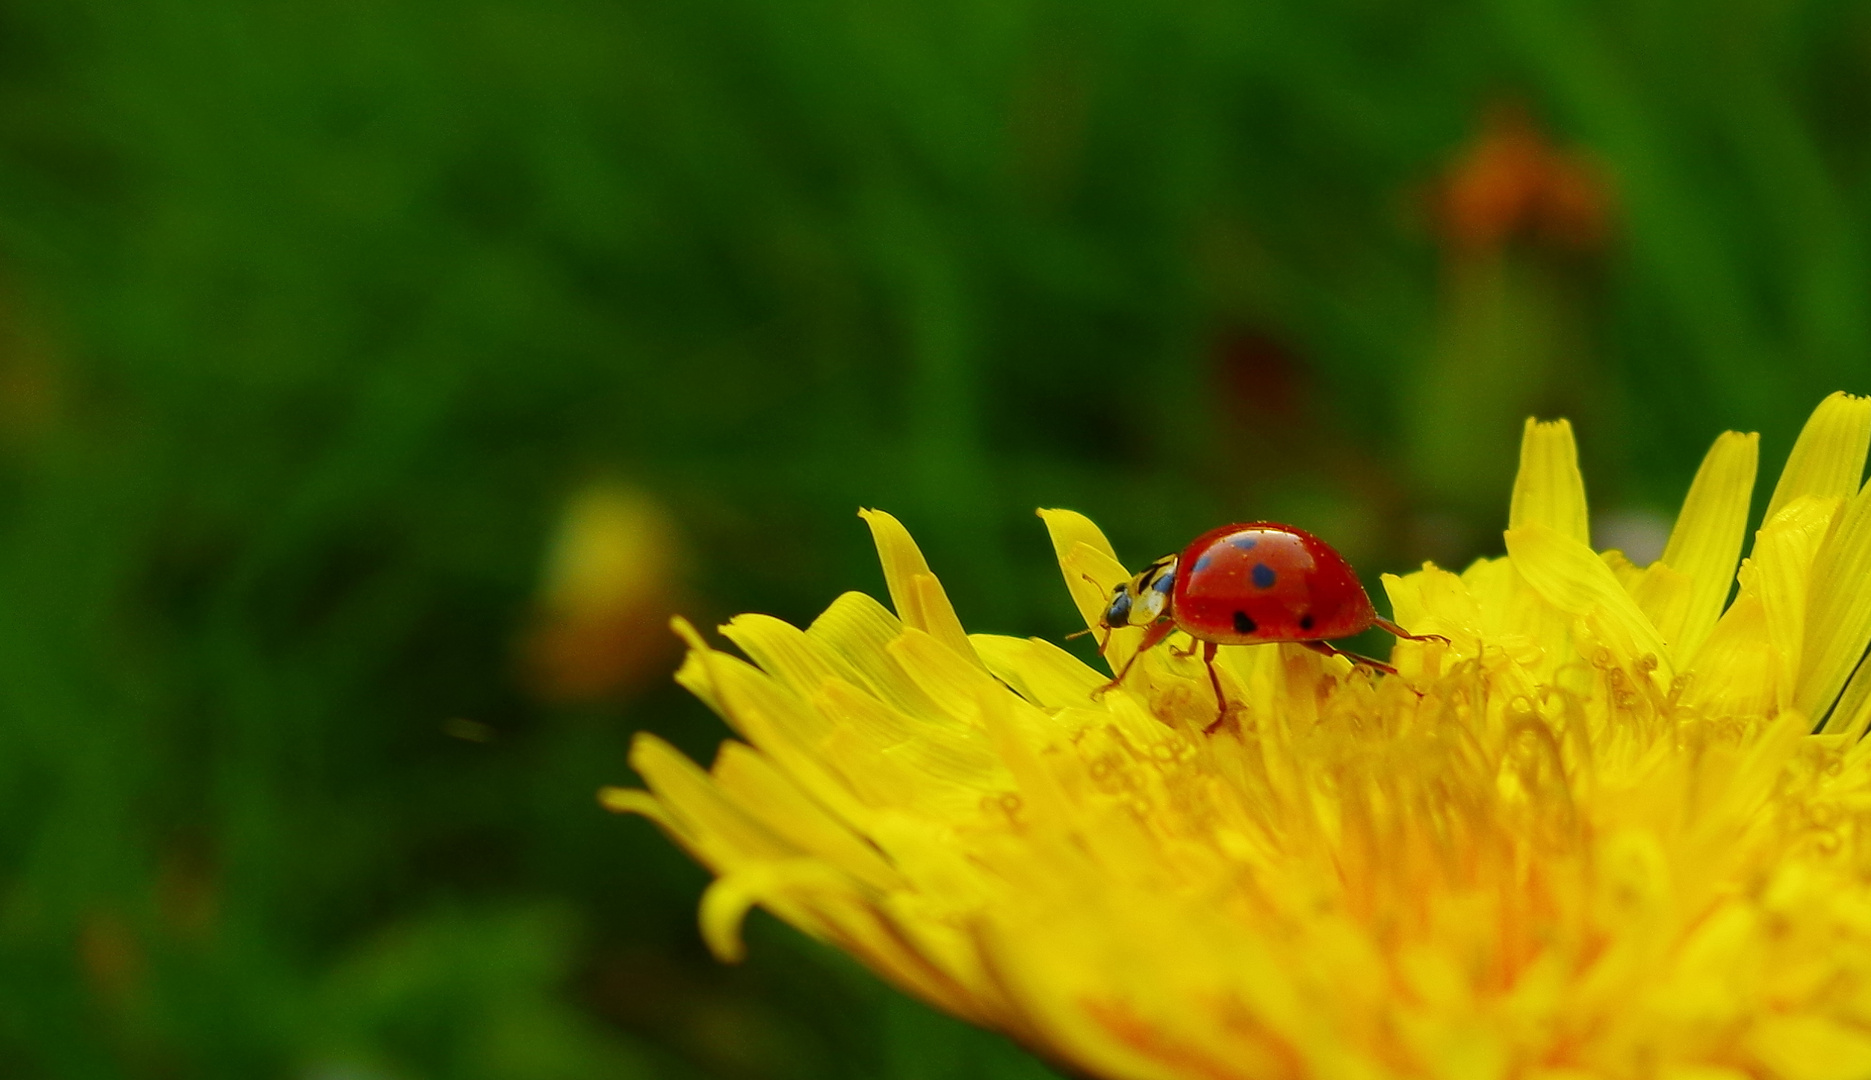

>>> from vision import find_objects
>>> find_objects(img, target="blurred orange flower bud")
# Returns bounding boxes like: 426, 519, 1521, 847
1437, 103, 1611, 253
520, 482, 686, 703
78, 911, 142, 1004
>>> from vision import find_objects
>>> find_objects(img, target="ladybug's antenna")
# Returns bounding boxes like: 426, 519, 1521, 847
1070, 573, 1119, 654
1064, 626, 1114, 655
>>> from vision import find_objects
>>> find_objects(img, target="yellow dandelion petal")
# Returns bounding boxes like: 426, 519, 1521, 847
1747, 1016, 1871, 1080
1627, 561, 1694, 660
624, 731, 796, 869
814, 678, 1005, 801
698, 858, 854, 962
1036, 508, 1123, 586
969, 633, 1107, 710
719, 612, 870, 708
806, 592, 947, 719
671, 617, 877, 829
1505, 522, 1672, 683
1600, 547, 1643, 590
1509, 417, 1591, 544
1799, 480, 1871, 719
860, 507, 986, 671
1680, 594, 1777, 716
709, 741, 902, 891
612, 395, 1871, 1080
1038, 507, 1141, 673
1744, 495, 1841, 712
1659, 430, 1759, 661
889, 627, 1008, 728
1817, 659, 1871, 739
1766, 391, 1871, 518
1458, 555, 1572, 676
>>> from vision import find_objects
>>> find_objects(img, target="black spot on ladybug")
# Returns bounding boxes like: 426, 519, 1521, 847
1229, 535, 1258, 551
1233, 611, 1257, 635
1153, 572, 1175, 593
1299, 613, 1314, 631
1252, 563, 1276, 589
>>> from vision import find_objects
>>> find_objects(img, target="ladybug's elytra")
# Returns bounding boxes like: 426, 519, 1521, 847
1088, 522, 1444, 722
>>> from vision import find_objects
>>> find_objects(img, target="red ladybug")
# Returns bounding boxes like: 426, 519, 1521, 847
1088, 522, 1442, 720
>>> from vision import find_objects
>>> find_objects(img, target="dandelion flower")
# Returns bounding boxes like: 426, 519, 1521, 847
606, 393, 1871, 1080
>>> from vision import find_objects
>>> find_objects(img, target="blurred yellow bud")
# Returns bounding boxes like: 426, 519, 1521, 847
521, 482, 685, 703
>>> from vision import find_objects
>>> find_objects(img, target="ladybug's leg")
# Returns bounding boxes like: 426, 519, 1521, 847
1091, 619, 1177, 698
1200, 640, 1227, 720
1372, 616, 1450, 646
1300, 639, 1399, 676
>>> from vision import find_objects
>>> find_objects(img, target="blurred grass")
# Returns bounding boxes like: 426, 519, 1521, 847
0, 0, 1865, 1075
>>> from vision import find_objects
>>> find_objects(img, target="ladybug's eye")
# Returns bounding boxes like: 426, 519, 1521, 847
1104, 590, 1132, 627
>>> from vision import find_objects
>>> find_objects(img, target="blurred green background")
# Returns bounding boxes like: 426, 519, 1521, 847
0, 0, 1867, 1075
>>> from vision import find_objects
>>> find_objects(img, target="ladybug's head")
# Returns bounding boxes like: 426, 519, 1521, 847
1101, 554, 1177, 629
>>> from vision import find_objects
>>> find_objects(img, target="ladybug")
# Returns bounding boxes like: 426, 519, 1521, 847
1087, 522, 1443, 719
